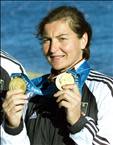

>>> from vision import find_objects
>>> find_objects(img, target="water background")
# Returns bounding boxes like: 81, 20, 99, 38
1, 1, 113, 77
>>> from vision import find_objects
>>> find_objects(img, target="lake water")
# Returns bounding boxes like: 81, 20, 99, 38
1, 1, 113, 77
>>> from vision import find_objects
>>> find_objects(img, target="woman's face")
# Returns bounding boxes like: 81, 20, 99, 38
42, 19, 87, 72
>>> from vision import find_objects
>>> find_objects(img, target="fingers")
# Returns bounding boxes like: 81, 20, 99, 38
54, 84, 81, 108
3, 95, 27, 111
2, 89, 28, 116
62, 84, 80, 95
58, 100, 70, 109
2, 89, 28, 127
54, 84, 82, 125
5, 89, 27, 102
55, 91, 70, 104
6, 89, 26, 99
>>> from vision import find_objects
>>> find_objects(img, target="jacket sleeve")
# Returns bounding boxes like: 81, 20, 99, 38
1, 122, 30, 145
69, 85, 113, 145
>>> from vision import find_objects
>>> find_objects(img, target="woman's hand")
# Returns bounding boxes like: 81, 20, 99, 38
2, 89, 28, 128
54, 84, 81, 125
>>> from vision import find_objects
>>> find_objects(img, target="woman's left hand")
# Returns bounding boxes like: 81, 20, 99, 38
54, 84, 81, 125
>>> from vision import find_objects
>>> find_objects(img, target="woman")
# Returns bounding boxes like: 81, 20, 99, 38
1, 6, 113, 145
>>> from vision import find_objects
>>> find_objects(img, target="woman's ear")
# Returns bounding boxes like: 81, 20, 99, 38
80, 32, 88, 50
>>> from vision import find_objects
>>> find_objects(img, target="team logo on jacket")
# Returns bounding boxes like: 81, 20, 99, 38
81, 102, 88, 115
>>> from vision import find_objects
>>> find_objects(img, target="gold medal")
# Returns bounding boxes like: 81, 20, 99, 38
55, 72, 75, 90
9, 77, 26, 93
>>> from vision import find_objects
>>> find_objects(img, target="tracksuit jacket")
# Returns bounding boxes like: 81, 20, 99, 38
1, 60, 113, 145
1, 50, 26, 76
0, 50, 26, 124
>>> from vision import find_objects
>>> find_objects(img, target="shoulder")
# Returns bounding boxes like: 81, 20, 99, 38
86, 69, 113, 96
0, 50, 27, 99
0, 50, 26, 75
87, 69, 113, 85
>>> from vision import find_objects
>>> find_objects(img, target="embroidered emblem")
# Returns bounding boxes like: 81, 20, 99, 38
29, 112, 37, 119
81, 102, 88, 115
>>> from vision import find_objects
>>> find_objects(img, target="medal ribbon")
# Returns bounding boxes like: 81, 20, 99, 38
10, 60, 90, 98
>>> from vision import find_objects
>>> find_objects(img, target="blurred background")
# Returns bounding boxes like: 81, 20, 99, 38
1, 1, 113, 77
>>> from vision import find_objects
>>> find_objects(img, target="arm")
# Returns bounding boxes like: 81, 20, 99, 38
69, 85, 113, 145
1, 89, 30, 145
1, 122, 30, 145
54, 83, 113, 144
69, 116, 112, 145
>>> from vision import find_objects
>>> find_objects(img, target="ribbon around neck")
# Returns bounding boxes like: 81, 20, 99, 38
67, 60, 90, 93
10, 60, 90, 98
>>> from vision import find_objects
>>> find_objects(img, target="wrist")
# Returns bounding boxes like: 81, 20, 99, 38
67, 114, 88, 134
4, 118, 23, 135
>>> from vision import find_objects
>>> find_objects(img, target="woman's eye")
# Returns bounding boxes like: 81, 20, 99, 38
59, 37, 67, 41
43, 38, 50, 43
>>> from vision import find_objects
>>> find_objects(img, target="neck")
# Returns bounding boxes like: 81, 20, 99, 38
48, 58, 84, 81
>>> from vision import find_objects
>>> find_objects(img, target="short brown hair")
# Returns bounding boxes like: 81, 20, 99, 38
36, 6, 92, 59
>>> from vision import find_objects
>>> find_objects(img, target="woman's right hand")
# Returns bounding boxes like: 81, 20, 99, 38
2, 89, 28, 128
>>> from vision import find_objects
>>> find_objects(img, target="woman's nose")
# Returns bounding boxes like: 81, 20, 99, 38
49, 40, 59, 53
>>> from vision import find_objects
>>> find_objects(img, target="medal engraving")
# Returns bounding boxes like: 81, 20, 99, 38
9, 77, 26, 93
55, 72, 75, 90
